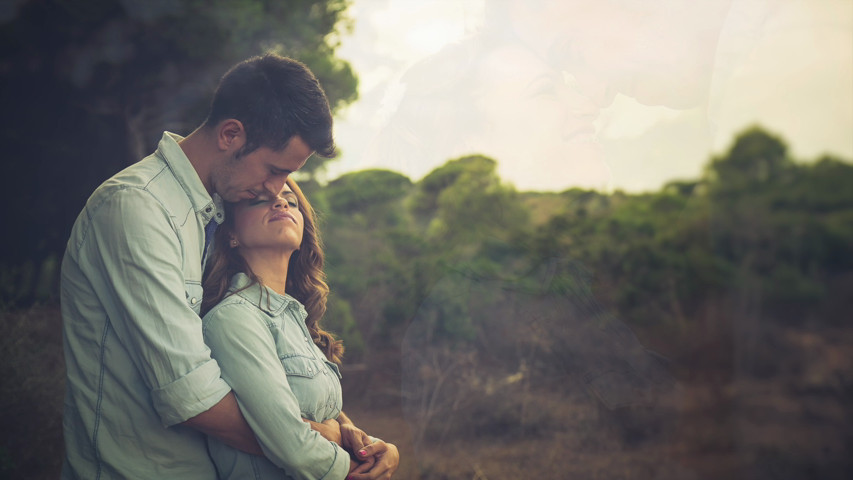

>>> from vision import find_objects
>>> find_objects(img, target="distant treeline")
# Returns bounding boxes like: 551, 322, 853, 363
307, 126, 853, 362
298, 125, 853, 454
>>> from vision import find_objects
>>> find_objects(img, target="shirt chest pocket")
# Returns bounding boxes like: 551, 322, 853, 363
184, 282, 203, 315
280, 354, 324, 378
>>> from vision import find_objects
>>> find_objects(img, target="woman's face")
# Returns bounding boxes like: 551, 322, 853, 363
470, 44, 610, 190
505, 0, 731, 108
230, 184, 304, 254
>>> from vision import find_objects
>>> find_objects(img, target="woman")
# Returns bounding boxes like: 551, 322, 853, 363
363, 24, 611, 192
201, 177, 399, 479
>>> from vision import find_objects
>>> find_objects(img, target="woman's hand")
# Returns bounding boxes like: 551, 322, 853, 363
303, 418, 342, 446
347, 441, 400, 480
336, 412, 399, 478
339, 422, 372, 453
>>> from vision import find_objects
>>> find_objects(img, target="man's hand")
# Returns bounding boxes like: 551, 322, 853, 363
340, 422, 372, 453
347, 441, 400, 480
304, 418, 342, 445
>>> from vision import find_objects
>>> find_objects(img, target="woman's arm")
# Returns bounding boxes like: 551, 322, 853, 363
204, 303, 351, 480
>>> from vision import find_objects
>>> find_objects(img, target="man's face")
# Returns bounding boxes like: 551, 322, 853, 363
213, 135, 313, 203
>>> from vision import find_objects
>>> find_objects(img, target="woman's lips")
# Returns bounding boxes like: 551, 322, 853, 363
269, 212, 297, 224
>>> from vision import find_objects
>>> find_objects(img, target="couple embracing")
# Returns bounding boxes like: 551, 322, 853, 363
60, 54, 399, 479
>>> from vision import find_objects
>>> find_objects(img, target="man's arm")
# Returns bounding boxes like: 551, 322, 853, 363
182, 392, 263, 455
337, 411, 371, 452
82, 189, 238, 431
304, 418, 342, 445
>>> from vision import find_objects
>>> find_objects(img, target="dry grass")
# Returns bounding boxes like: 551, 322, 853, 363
3, 304, 852, 480
344, 324, 853, 480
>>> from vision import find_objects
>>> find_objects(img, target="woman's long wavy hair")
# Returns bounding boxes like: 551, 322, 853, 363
201, 177, 344, 364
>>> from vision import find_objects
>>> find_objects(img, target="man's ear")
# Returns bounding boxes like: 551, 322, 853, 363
216, 119, 246, 152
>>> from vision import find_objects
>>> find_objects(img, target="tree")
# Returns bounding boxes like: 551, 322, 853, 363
706, 125, 790, 192
414, 155, 529, 250
325, 169, 412, 216
0, 0, 358, 305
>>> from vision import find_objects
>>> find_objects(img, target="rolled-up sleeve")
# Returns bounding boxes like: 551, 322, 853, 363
79, 188, 230, 426
204, 302, 350, 480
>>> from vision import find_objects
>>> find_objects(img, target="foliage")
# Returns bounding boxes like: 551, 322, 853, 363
324, 293, 364, 358
0, 0, 358, 306
325, 169, 412, 215
706, 125, 790, 190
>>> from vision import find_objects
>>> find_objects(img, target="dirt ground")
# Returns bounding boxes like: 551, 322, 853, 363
4, 307, 850, 479
343, 324, 853, 480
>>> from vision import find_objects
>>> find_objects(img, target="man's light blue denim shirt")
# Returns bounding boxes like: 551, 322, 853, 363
60, 132, 230, 479
203, 273, 350, 480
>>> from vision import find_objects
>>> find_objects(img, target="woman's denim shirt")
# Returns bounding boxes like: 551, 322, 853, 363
202, 273, 348, 480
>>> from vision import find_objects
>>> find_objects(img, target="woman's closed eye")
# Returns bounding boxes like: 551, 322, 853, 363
245, 193, 298, 209
248, 197, 270, 206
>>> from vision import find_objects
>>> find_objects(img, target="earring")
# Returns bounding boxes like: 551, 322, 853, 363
230, 239, 238, 247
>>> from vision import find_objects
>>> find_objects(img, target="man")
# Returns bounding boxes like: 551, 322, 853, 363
60, 54, 334, 478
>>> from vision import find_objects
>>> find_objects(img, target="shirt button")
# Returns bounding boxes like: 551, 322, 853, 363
205, 207, 212, 213
190, 297, 197, 305
304, 337, 309, 342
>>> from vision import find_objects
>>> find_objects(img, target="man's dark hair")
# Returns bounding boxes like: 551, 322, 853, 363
204, 53, 336, 158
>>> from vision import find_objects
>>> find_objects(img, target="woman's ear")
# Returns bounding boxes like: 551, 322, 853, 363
229, 237, 239, 248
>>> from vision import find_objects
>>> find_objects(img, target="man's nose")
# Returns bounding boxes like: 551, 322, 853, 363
263, 175, 288, 197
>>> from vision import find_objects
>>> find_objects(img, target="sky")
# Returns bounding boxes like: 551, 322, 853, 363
326, 0, 853, 192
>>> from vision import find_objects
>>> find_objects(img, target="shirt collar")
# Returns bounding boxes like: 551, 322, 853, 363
229, 272, 306, 318
157, 131, 224, 225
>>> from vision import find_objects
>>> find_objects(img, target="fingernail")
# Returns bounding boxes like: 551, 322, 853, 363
358, 449, 367, 456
